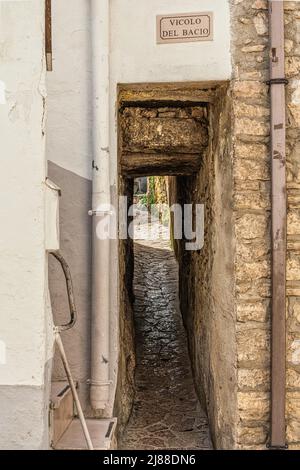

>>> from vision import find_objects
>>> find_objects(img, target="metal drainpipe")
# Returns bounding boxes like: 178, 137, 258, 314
268, 0, 287, 449
90, 0, 111, 411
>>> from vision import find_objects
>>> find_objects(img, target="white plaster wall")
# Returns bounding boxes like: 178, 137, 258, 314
47, 0, 231, 180
110, 0, 231, 85
0, 0, 49, 387
46, 0, 92, 180
46, 1, 93, 410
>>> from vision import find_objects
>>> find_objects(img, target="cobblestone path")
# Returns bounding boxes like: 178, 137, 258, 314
120, 226, 212, 450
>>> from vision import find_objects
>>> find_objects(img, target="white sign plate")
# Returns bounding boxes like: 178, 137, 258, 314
157, 12, 214, 44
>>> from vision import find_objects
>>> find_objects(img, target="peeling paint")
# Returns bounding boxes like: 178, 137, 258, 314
92, 160, 99, 171
102, 355, 109, 364
8, 101, 17, 122
7, 90, 32, 123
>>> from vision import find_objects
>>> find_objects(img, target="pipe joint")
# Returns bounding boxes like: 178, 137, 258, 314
88, 209, 113, 217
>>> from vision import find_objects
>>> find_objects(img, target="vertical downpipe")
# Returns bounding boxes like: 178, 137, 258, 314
90, 0, 111, 411
268, 0, 287, 448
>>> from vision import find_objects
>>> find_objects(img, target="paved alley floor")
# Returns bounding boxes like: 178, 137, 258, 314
120, 212, 212, 450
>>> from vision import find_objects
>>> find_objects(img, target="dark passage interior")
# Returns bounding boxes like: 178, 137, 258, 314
119, 184, 212, 449
116, 83, 235, 449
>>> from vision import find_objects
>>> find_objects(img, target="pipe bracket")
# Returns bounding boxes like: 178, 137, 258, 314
266, 443, 289, 450
87, 379, 113, 386
266, 78, 289, 86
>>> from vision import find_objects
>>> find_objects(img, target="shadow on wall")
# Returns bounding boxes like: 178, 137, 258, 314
48, 161, 92, 411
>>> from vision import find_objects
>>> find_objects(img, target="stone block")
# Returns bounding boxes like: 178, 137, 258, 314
290, 298, 300, 324
235, 213, 268, 240
235, 142, 268, 160
121, 106, 208, 154
288, 104, 300, 127
253, 12, 268, 36
233, 81, 268, 99
241, 45, 266, 53
237, 425, 267, 445
237, 327, 270, 364
287, 338, 300, 366
285, 39, 294, 54
251, 0, 267, 10
235, 118, 269, 137
236, 260, 270, 283
236, 240, 269, 263
237, 392, 269, 422
287, 368, 300, 390
287, 420, 300, 444
234, 191, 270, 210
286, 57, 300, 78
288, 210, 300, 236
287, 253, 300, 281
234, 102, 269, 119
238, 368, 270, 391
287, 391, 300, 420
233, 157, 270, 181
237, 300, 269, 323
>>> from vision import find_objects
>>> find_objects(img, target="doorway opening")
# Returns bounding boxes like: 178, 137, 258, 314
116, 82, 235, 450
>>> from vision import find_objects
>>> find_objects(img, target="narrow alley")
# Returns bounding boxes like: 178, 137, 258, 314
120, 214, 212, 450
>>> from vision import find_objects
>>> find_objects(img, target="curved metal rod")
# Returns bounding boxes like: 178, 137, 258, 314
49, 250, 77, 331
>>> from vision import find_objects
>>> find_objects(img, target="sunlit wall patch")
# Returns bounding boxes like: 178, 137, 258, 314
0, 81, 6, 105
0, 340, 6, 365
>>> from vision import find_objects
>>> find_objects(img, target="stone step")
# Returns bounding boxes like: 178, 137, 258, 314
54, 418, 117, 450
50, 381, 74, 448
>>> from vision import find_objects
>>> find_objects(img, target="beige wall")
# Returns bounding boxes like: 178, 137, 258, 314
231, 0, 300, 449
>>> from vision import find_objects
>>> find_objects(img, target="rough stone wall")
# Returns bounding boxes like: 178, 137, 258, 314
231, 0, 300, 449
115, 177, 136, 434
119, 105, 208, 176
170, 85, 237, 449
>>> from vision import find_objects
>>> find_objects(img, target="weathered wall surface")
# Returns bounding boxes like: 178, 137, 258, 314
0, 0, 51, 449
231, 0, 300, 449
231, 0, 271, 449
46, 0, 92, 180
171, 85, 237, 449
115, 178, 136, 434
46, 0, 93, 409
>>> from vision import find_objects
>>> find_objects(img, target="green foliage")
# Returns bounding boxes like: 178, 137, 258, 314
147, 176, 156, 207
